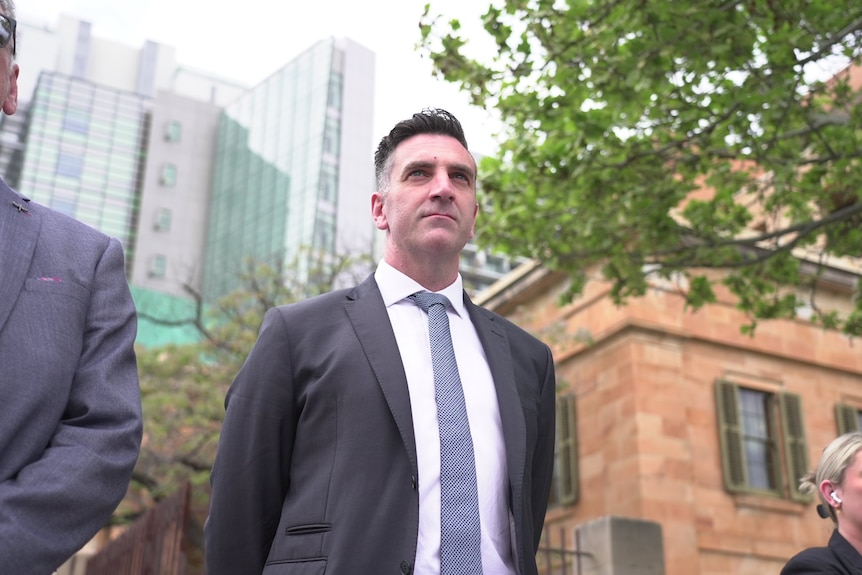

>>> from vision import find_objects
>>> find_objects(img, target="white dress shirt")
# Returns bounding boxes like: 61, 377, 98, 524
375, 261, 516, 575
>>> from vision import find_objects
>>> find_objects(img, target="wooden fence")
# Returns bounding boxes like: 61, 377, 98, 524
85, 482, 190, 575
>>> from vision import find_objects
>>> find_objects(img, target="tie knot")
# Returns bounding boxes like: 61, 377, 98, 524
409, 291, 451, 313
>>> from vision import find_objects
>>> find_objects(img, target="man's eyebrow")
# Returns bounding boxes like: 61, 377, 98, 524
402, 160, 435, 174
401, 160, 476, 179
449, 162, 476, 178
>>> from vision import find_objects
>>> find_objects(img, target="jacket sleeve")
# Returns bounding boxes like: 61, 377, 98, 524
0, 237, 143, 574
205, 307, 296, 575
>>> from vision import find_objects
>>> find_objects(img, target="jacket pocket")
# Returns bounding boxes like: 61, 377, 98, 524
263, 558, 327, 575
24, 277, 90, 303
285, 523, 332, 535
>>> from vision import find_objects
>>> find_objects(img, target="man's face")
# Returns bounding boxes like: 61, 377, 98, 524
0, 10, 17, 116
372, 133, 478, 262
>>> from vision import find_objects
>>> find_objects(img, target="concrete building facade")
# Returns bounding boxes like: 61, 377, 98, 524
131, 91, 222, 296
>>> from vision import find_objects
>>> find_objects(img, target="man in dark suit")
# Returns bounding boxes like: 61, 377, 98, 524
0, 2, 143, 572
205, 108, 556, 575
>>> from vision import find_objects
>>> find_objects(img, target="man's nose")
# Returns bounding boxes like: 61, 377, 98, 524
429, 171, 455, 200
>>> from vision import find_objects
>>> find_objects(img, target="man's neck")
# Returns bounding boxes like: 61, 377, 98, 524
383, 254, 459, 293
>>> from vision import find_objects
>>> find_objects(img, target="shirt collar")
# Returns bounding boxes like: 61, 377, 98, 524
375, 260, 467, 318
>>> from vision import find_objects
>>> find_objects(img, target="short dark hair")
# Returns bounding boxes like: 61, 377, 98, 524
374, 108, 469, 192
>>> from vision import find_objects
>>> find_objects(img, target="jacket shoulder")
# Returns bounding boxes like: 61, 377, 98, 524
781, 545, 845, 574
0, 182, 119, 264
268, 287, 358, 324
469, 299, 549, 350
32, 201, 113, 248
270, 275, 378, 317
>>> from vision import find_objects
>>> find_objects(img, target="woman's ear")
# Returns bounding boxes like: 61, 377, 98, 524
820, 480, 840, 507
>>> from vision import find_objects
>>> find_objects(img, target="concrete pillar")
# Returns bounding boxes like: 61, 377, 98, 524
576, 515, 665, 575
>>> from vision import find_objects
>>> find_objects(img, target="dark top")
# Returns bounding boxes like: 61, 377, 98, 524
781, 530, 862, 574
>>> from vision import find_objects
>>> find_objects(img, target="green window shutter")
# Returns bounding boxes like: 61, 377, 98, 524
780, 392, 810, 502
715, 379, 747, 492
836, 404, 860, 435
556, 394, 579, 505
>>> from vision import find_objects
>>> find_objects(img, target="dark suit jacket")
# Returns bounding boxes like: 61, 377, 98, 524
0, 182, 142, 574
205, 274, 556, 575
781, 530, 862, 574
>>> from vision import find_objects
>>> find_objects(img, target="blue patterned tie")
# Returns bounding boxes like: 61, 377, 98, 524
409, 291, 483, 575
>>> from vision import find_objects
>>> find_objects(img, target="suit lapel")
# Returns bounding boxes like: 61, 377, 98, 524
466, 296, 526, 517
342, 281, 527, 505
344, 275, 418, 473
0, 184, 40, 334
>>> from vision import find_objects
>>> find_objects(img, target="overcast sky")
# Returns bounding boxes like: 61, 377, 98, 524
16, 0, 503, 154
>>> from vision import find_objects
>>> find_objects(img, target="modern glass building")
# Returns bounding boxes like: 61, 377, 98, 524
202, 37, 375, 299
0, 13, 516, 348
17, 72, 149, 270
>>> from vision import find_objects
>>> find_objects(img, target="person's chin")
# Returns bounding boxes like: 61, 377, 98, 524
422, 214, 458, 226
418, 231, 468, 253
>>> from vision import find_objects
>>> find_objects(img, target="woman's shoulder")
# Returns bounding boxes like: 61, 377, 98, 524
781, 535, 852, 574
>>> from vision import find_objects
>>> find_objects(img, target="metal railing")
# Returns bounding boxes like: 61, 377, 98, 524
85, 482, 190, 575
537, 525, 592, 575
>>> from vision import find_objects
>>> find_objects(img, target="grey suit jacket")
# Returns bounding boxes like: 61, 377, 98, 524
205, 273, 556, 575
0, 182, 142, 574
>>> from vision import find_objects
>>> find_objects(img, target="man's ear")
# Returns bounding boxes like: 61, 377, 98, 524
371, 192, 388, 231
2, 63, 18, 116
468, 201, 478, 239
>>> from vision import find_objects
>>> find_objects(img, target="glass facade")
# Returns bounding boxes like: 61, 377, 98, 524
4, 27, 377, 347
203, 39, 345, 299
18, 72, 149, 267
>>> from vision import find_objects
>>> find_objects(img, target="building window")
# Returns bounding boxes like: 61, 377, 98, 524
148, 254, 167, 278
165, 120, 182, 142
549, 393, 578, 506
154, 207, 172, 231
63, 109, 90, 135
320, 163, 337, 203
160, 163, 177, 186
836, 404, 862, 435
323, 118, 340, 156
715, 379, 808, 501
56, 153, 84, 179
313, 213, 335, 253
327, 71, 343, 110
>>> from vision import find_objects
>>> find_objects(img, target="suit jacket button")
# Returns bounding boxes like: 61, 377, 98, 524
411, 475, 417, 490
400, 561, 413, 574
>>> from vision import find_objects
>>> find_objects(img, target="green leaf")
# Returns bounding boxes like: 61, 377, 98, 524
419, 0, 862, 336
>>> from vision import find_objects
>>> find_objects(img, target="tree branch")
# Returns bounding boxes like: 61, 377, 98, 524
651, 202, 862, 268
794, 16, 862, 68
553, 201, 862, 271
